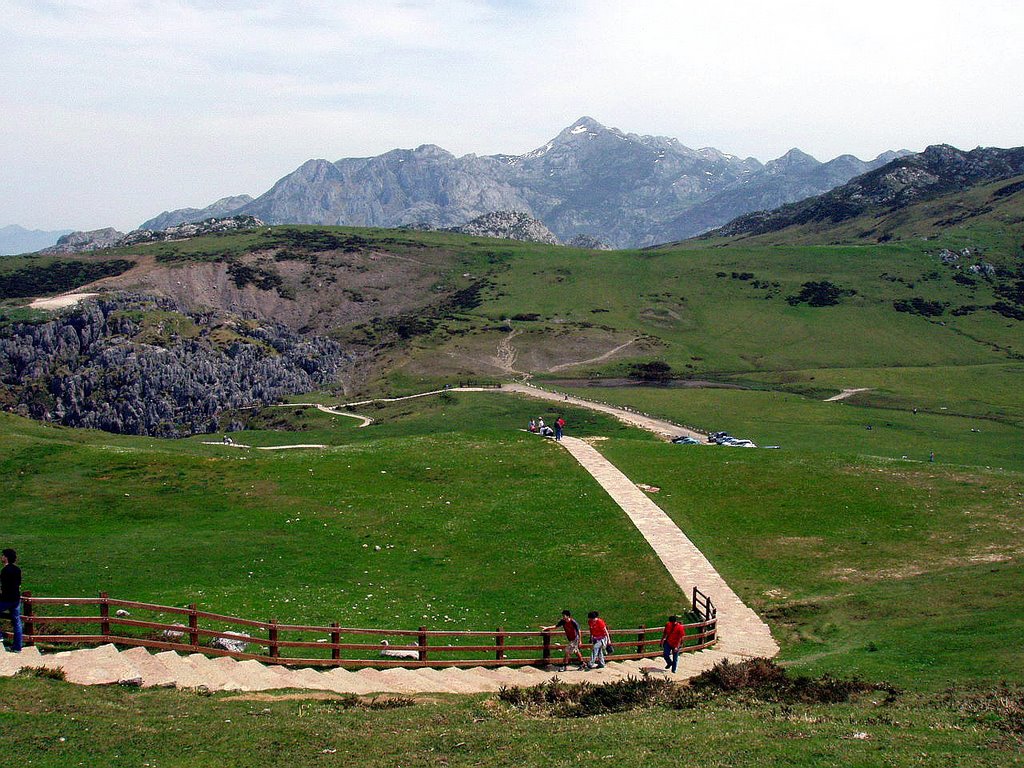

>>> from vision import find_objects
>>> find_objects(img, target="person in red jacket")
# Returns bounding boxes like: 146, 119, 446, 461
586, 610, 610, 669
661, 614, 686, 673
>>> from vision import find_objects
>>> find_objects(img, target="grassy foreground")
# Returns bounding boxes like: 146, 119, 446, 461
1, 386, 1021, 764
0, 674, 1021, 767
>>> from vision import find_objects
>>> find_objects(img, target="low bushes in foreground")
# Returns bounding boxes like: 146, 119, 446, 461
497, 658, 899, 718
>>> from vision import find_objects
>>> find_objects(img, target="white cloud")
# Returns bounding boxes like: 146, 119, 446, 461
1, 0, 1022, 229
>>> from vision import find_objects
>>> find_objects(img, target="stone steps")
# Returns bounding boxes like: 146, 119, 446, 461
0, 645, 727, 693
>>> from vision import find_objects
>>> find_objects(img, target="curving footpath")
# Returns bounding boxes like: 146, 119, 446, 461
558, 436, 778, 660
0, 384, 776, 693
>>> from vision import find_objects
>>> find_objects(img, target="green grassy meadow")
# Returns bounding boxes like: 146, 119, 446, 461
2, 212, 1023, 764
0, 394, 680, 636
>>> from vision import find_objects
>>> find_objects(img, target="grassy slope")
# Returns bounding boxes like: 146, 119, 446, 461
1, 198, 1023, 763
0, 394, 681, 635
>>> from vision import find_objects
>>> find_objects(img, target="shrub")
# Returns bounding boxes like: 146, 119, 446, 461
16, 666, 66, 681
786, 281, 856, 307
628, 361, 673, 382
0, 260, 133, 299
683, 658, 900, 706
893, 298, 948, 317
498, 676, 672, 718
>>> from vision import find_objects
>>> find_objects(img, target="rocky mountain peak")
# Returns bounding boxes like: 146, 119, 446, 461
452, 211, 559, 245
766, 148, 820, 174
139, 119, 913, 248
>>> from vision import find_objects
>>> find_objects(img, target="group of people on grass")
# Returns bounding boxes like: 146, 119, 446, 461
540, 610, 687, 673
0, 548, 22, 653
528, 416, 565, 440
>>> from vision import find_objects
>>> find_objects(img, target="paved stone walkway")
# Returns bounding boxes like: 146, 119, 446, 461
504, 382, 706, 441
0, 384, 776, 693
558, 436, 778, 659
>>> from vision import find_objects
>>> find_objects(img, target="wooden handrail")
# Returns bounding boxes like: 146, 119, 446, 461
19, 591, 718, 667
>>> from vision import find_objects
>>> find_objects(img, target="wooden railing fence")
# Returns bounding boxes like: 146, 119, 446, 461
16, 591, 717, 669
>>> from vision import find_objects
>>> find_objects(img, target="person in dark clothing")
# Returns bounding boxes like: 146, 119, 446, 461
0, 548, 22, 652
540, 610, 586, 671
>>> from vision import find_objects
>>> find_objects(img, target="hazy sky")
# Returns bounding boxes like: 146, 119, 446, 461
3, 0, 1023, 231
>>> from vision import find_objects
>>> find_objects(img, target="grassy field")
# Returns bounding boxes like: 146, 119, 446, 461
0, 393, 680, 636
2, 383, 1022, 765
557, 382, 1024, 471
1, 673, 1021, 768
2, 209, 1023, 763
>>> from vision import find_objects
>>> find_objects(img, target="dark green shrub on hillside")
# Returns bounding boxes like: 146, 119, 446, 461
226, 263, 284, 292
893, 297, 948, 317
628, 360, 673, 382
260, 227, 369, 253
786, 281, 856, 307
0, 259, 133, 299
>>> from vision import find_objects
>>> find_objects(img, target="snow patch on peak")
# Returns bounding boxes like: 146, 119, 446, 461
570, 124, 589, 135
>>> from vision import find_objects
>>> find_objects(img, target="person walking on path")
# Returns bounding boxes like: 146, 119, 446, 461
586, 610, 610, 669
661, 614, 686, 673
555, 416, 566, 441
540, 610, 586, 671
0, 549, 22, 652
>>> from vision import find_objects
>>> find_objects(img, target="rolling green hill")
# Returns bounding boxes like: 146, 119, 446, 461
1, 178, 1023, 765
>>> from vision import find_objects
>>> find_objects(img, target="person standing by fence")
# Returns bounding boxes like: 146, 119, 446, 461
0, 549, 22, 652
586, 610, 609, 669
661, 614, 686, 673
541, 610, 587, 671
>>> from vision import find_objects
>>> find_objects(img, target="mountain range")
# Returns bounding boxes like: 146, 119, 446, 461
141, 117, 908, 248
711, 144, 1024, 241
0, 225, 73, 256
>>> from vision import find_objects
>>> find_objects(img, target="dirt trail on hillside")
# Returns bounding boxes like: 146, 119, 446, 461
824, 388, 872, 402
492, 328, 522, 374
548, 337, 640, 373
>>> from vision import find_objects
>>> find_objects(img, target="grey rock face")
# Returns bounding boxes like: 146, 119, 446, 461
140, 195, 254, 230
40, 228, 126, 254
39, 217, 263, 254
566, 234, 612, 250
451, 211, 559, 244
714, 144, 1024, 238
146, 118, 903, 248
0, 294, 347, 437
121, 215, 264, 245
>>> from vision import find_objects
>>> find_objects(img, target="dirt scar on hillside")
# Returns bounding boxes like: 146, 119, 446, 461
29, 292, 99, 310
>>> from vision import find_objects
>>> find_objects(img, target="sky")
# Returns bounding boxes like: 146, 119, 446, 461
2, 0, 1023, 231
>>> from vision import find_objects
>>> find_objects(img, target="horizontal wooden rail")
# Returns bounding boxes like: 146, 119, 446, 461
18, 590, 718, 669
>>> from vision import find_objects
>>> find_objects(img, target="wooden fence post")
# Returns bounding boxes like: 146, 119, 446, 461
542, 629, 551, 664
495, 627, 505, 661
637, 624, 646, 654
418, 626, 428, 662
21, 591, 33, 646
99, 592, 110, 639
331, 622, 341, 661
269, 619, 279, 659
188, 604, 199, 649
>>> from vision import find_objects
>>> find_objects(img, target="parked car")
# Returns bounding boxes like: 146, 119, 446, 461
671, 436, 702, 445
